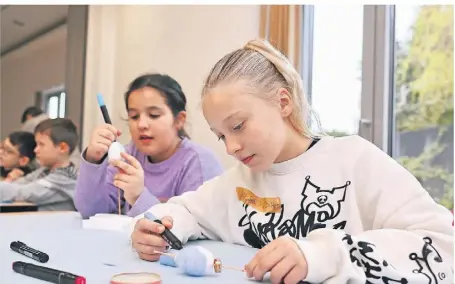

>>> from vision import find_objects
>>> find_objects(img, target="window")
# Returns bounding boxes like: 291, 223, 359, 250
46, 92, 66, 119
304, 5, 364, 137
302, 5, 453, 208
39, 86, 66, 119
391, 5, 453, 208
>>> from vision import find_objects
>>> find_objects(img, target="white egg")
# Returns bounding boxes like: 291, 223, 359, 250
108, 141, 126, 162
196, 246, 215, 275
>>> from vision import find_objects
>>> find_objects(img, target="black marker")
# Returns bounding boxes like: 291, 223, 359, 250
10, 241, 49, 263
97, 93, 112, 124
12, 261, 86, 284
145, 212, 183, 250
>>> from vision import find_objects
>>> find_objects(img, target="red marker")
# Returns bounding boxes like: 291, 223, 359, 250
13, 261, 86, 284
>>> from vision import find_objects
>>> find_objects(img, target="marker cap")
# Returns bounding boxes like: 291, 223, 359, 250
97, 93, 105, 107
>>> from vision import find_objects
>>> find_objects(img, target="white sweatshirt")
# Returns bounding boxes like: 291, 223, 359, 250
131, 135, 454, 283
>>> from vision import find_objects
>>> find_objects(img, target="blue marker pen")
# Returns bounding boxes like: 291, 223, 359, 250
96, 93, 124, 155
97, 93, 112, 125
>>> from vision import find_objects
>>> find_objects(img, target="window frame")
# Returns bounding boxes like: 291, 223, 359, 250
301, 5, 395, 155
38, 84, 66, 119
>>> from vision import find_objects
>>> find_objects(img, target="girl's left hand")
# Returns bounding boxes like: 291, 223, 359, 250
110, 152, 145, 205
244, 236, 308, 284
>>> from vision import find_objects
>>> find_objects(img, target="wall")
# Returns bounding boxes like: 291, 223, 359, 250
0, 25, 67, 138
84, 5, 261, 169
65, 6, 88, 148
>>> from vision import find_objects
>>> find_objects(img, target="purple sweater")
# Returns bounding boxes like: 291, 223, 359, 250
74, 138, 223, 218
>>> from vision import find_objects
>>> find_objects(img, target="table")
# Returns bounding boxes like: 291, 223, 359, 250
0, 212, 264, 283
0, 202, 37, 213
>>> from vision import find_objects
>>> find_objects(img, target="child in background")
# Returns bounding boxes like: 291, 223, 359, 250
20, 106, 49, 133
20, 106, 82, 169
74, 73, 223, 219
0, 131, 37, 181
130, 40, 453, 284
0, 118, 79, 211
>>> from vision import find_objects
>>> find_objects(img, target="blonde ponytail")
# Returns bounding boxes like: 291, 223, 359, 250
203, 39, 321, 138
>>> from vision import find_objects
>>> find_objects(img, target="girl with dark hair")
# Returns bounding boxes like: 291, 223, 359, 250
75, 73, 223, 218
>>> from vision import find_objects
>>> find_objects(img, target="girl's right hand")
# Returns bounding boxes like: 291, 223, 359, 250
85, 124, 121, 163
131, 216, 174, 262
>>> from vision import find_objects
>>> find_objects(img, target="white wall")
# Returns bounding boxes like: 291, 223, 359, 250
84, 5, 260, 169
0, 25, 67, 138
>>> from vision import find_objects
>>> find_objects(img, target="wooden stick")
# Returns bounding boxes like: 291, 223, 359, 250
222, 265, 245, 272
117, 188, 121, 215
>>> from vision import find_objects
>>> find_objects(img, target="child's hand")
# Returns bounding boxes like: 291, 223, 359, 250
244, 236, 308, 284
110, 152, 145, 205
86, 124, 121, 163
131, 216, 174, 261
4, 168, 25, 182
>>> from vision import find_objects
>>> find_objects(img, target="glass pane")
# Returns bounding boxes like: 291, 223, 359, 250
59, 92, 66, 118
392, 5, 453, 208
47, 96, 59, 119
310, 5, 364, 136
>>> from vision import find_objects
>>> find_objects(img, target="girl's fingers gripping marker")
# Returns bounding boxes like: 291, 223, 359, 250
144, 212, 183, 250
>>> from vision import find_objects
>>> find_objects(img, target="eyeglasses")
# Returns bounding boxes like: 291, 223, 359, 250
2, 146, 20, 156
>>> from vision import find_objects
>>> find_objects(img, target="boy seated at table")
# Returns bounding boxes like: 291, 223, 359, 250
0, 131, 37, 181
0, 118, 79, 211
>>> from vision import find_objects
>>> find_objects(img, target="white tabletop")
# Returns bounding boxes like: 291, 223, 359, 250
0, 212, 265, 283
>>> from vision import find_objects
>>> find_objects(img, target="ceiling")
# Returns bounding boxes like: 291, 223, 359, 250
0, 5, 68, 56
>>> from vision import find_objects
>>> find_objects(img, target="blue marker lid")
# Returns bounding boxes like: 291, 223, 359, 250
144, 212, 158, 220
96, 93, 105, 107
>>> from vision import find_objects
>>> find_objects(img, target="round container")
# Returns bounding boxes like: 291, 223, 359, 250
110, 272, 162, 284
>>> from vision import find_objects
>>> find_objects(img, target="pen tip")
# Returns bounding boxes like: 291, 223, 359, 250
96, 93, 105, 107
144, 212, 157, 221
